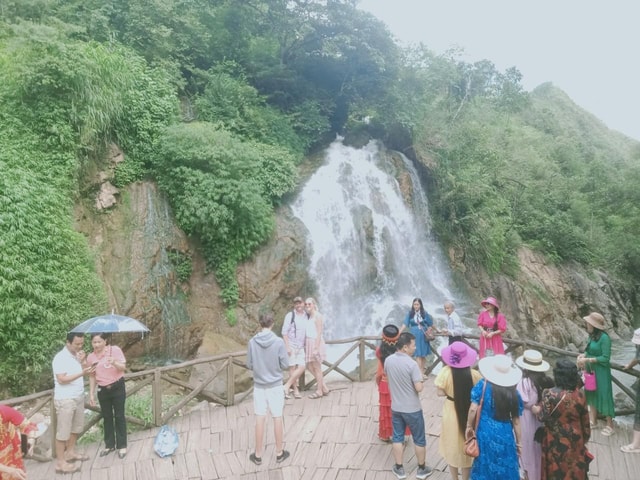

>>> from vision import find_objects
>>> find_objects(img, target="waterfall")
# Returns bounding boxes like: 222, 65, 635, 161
292, 139, 473, 365
141, 185, 190, 359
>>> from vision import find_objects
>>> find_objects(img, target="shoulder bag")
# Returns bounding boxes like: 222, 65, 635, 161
464, 380, 487, 457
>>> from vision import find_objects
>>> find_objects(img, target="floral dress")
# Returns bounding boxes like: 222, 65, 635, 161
539, 387, 591, 480
584, 332, 615, 418
470, 379, 523, 480
0, 405, 35, 479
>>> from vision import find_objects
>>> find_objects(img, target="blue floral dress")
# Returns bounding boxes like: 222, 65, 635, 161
470, 379, 523, 480
403, 311, 433, 357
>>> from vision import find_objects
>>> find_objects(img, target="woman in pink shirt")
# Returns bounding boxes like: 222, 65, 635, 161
476, 296, 507, 358
87, 333, 128, 458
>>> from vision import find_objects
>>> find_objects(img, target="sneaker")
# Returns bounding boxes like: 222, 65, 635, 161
416, 465, 433, 479
392, 464, 407, 479
249, 453, 262, 465
276, 450, 290, 463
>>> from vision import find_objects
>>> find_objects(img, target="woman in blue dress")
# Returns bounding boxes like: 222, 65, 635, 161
465, 355, 523, 480
400, 297, 433, 376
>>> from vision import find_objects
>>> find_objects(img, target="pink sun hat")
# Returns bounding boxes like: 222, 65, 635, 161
441, 341, 478, 369
480, 296, 500, 309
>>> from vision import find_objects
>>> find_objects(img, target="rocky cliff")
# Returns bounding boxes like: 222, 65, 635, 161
77, 144, 636, 366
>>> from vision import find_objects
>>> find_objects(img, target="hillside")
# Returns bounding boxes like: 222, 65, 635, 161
1, 0, 639, 396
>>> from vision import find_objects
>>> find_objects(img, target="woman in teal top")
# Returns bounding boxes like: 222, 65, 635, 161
577, 312, 615, 436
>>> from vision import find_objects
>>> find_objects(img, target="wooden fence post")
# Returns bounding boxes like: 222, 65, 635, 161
49, 394, 57, 460
152, 369, 163, 426
359, 340, 365, 382
226, 357, 234, 406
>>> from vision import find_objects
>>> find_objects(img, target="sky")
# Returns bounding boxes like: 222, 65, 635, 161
358, 0, 640, 141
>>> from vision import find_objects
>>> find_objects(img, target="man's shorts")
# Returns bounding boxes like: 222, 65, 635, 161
54, 395, 85, 441
391, 410, 426, 446
253, 385, 285, 417
288, 346, 305, 367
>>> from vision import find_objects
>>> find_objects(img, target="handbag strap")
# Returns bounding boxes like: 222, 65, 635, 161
549, 392, 566, 416
474, 380, 488, 432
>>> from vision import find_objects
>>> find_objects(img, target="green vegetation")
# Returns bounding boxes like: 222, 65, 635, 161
167, 249, 193, 284
1, 1, 639, 395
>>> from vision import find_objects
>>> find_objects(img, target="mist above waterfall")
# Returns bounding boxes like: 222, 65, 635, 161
292, 139, 472, 346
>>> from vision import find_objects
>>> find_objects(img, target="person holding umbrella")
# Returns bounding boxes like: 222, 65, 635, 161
87, 333, 128, 459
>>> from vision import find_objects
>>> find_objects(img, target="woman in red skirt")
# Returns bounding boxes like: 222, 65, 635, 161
375, 324, 409, 442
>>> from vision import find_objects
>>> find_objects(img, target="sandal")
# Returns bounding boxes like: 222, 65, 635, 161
293, 392, 302, 399
99, 448, 115, 457
56, 463, 81, 474
589, 422, 599, 429
67, 453, 90, 462
601, 426, 615, 436
284, 392, 292, 400
308, 392, 323, 399
621, 444, 640, 453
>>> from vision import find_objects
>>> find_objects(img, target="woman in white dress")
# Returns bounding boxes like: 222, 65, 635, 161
304, 297, 328, 399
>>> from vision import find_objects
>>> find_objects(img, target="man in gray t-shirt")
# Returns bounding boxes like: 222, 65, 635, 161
384, 332, 433, 479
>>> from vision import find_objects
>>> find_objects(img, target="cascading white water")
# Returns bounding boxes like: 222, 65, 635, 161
292, 139, 474, 365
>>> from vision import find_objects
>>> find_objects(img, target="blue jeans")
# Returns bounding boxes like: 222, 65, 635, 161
391, 410, 426, 446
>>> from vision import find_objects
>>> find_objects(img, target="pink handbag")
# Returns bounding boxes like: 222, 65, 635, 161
583, 371, 597, 391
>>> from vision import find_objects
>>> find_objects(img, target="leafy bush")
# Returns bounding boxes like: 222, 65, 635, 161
194, 68, 306, 155
152, 123, 296, 313
167, 249, 193, 283
0, 26, 177, 394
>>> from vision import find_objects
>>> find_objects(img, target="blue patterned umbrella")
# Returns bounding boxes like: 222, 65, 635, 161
69, 313, 150, 334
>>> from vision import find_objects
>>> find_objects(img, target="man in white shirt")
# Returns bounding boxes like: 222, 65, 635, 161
443, 301, 465, 345
52, 333, 95, 474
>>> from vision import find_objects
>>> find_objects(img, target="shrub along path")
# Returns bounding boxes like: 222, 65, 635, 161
25, 379, 637, 479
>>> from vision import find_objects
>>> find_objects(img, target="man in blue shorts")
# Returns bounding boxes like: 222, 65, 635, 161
384, 331, 433, 479
247, 314, 290, 465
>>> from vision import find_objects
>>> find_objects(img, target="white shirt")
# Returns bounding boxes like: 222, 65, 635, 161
447, 311, 465, 337
52, 346, 85, 399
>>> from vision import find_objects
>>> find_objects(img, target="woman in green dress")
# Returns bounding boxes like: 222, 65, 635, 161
576, 312, 615, 436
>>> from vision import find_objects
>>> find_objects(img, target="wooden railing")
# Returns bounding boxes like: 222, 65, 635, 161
2, 333, 638, 459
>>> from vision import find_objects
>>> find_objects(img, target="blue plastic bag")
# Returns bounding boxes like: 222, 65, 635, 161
153, 425, 179, 457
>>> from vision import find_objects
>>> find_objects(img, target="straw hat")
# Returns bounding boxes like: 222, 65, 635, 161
583, 312, 606, 330
481, 296, 500, 309
515, 350, 550, 372
632, 328, 640, 345
441, 341, 478, 369
478, 354, 522, 387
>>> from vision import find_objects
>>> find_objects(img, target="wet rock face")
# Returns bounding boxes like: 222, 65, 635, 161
463, 247, 635, 349
77, 181, 211, 358
233, 207, 312, 338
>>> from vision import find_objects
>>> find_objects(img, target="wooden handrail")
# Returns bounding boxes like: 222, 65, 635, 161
3, 333, 637, 454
